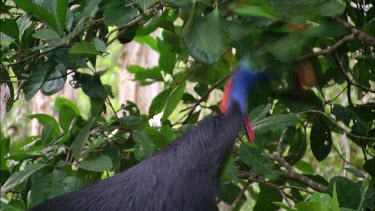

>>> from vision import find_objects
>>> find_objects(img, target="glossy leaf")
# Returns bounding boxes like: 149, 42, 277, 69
182, 8, 223, 64
162, 84, 185, 121
41, 65, 67, 95
1, 163, 48, 193
72, 118, 95, 160
231, 5, 276, 19
30, 169, 67, 206
103, 0, 137, 27
254, 184, 282, 211
77, 155, 113, 172
24, 61, 56, 100
310, 119, 332, 161
327, 176, 361, 209
239, 144, 276, 178
59, 105, 76, 132
252, 114, 300, 134
133, 131, 158, 161
55, 98, 80, 115
27, 114, 60, 137
69, 42, 99, 56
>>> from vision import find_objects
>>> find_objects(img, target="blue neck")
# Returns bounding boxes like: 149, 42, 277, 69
228, 64, 265, 116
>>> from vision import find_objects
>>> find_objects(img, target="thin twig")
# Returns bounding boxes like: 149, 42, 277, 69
331, 16, 375, 47
232, 180, 252, 209
281, 185, 314, 194
279, 190, 294, 207
333, 52, 375, 93
332, 143, 353, 166
265, 154, 294, 172
277, 128, 288, 155
278, 171, 327, 192
106, 2, 165, 46
181, 74, 231, 124
299, 110, 375, 141
298, 34, 355, 60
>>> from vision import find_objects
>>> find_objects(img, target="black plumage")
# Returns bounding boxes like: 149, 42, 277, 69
30, 105, 243, 211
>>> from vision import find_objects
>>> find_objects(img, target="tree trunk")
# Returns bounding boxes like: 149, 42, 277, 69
118, 31, 161, 115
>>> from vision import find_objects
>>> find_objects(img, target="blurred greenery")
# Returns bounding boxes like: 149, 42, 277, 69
1, 0, 374, 210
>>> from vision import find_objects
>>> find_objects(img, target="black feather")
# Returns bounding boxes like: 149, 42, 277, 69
30, 104, 243, 211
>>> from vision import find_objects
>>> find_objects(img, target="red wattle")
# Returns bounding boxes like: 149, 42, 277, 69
219, 78, 233, 115
243, 117, 255, 142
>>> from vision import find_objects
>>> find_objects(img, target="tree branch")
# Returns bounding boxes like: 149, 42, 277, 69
333, 52, 375, 93
299, 110, 375, 141
278, 171, 327, 192
232, 180, 252, 209
181, 74, 230, 124
298, 34, 355, 60
331, 16, 375, 47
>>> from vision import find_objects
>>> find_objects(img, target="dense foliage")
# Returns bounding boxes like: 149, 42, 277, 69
1, 0, 374, 210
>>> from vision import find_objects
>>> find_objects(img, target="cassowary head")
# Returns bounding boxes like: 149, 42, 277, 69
219, 60, 268, 142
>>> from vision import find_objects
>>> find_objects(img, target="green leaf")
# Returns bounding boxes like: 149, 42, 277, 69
30, 169, 67, 206
56, 0, 68, 31
127, 65, 164, 84
103, 0, 137, 27
248, 104, 271, 123
357, 177, 370, 211
92, 37, 107, 53
41, 121, 55, 146
59, 105, 76, 132
363, 159, 375, 177
1, 137, 10, 170
252, 114, 300, 134
239, 144, 276, 179
62, 176, 84, 193
32, 28, 61, 41
137, 0, 153, 12
1, 163, 48, 193
295, 202, 330, 211
285, 128, 307, 165
158, 39, 176, 74
24, 61, 56, 100
119, 116, 144, 128
1, 200, 25, 211
162, 84, 185, 121
272, 202, 296, 211
310, 119, 332, 162
103, 143, 121, 171
332, 184, 340, 211
270, 34, 308, 62
133, 35, 159, 52
219, 154, 239, 184
55, 98, 80, 115
14, 0, 60, 33
41, 64, 67, 95
294, 160, 315, 174
144, 127, 171, 148
231, 5, 276, 19
218, 183, 243, 205
77, 155, 113, 172
69, 42, 99, 56
71, 118, 95, 160
0, 19, 19, 41
309, 192, 333, 209
344, 168, 365, 178
27, 114, 60, 137
327, 176, 361, 209
132, 131, 158, 161
254, 184, 282, 211
182, 8, 223, 64
149, 88, 171, 117
318, 0, 346, 16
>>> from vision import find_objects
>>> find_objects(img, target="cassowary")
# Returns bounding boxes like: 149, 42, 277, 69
30, 61, 266, 211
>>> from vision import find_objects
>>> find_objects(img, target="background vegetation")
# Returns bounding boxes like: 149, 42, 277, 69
1, 0, 374, 210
